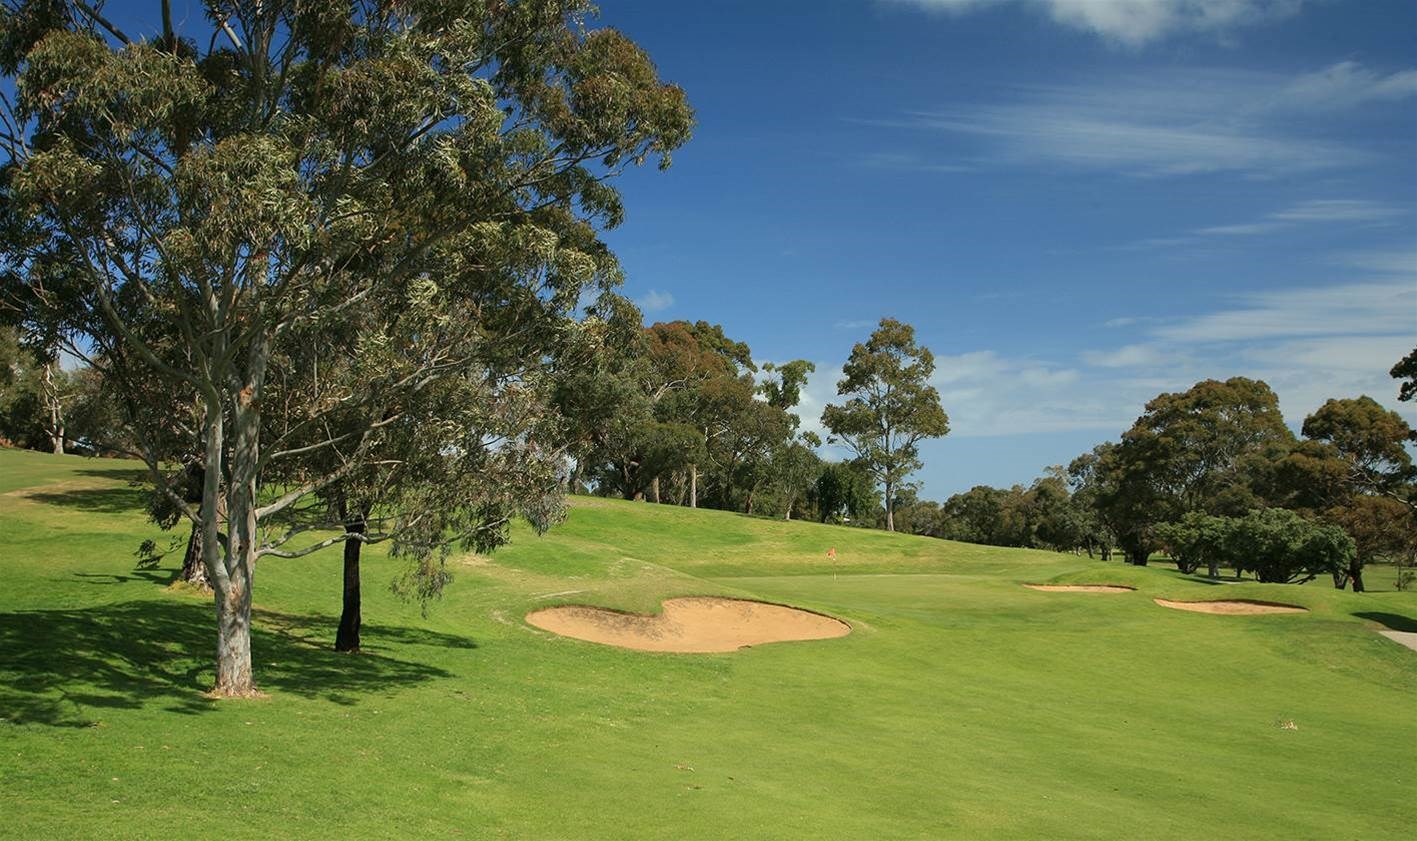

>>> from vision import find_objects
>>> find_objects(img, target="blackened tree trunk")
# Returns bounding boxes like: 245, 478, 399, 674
336, 514, 366, 653
1349, 561, 1365, 593
180, 522, 209, 590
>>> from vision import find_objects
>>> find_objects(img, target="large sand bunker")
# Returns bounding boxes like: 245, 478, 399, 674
1154, 598, 1306, 615
525, 597, 851, 653
1024, 584, 1135, 593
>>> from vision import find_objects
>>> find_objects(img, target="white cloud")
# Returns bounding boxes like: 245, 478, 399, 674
1196, 222, 1286, 236
1333, 247, 1417, 275
1189, 199, 1405, 240
890, 0, 1304, 47
1153, 280, 1416, 342
1280, 62, 1417, 110
927, 351, 1113, 436
905, 62, 1400, 177
1081, 344, 1168, 368
1270, 199, 1407, 223
1078, 270, 1417, 430
635, 289, 674, 314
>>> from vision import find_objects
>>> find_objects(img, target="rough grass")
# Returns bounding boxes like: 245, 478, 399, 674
1, 448, 1414, 839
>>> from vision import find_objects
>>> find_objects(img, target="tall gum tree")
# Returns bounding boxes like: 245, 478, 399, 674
821, 318, 948, 532
0, 0, 692, 695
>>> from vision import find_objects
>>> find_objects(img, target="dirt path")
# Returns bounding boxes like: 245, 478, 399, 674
526, 596, 850, 653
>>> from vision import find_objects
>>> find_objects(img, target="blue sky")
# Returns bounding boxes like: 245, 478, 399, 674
595, 0, 1417, 498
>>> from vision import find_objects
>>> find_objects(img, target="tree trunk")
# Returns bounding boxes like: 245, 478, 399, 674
214, 581, 253, 694
336, 514, 365, 653
651, 475, 660, 504
42, 361, 64, 455
1349, 562, 1365, 593
884, 478, 895, 532
689, 464, 698, 508
1331, 569, 1349, 589
209, 356, 267, 698
180, 521, 210, 590
1207, 559, 1219, 579
784, 493, 794, 521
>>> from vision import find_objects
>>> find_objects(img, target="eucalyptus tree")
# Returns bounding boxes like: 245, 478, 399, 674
821, 318, 948, 532
1090, 378, 1293, 564
0, 0, 691, 695
1301, 396, 1415, 509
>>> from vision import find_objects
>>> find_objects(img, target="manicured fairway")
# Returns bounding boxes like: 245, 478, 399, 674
2, 448, 1414, 839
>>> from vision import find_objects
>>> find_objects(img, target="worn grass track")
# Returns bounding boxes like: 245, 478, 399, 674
1, 448, 1414, 839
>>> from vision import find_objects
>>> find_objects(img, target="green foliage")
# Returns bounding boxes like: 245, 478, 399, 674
1091, 377, 1294, 564
760, 359, 815, 411
1155, 512, 1232, 576
821, 318, 949, 531
812, 460, 877, 524
1224, 508, 1355, 585
1302, 396, 1414, 493
1392, 346, 1417, 406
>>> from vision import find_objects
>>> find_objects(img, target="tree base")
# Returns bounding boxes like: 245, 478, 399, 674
203, 685, 269, 700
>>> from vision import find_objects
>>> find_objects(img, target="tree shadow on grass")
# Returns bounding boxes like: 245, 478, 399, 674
23, 486, 149, 514
72, 466, 149, 483
72, 569, 180, 587
1354, 612, 1417, 633
0, 599, 472, 728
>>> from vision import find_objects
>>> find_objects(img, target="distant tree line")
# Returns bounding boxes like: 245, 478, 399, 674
886, 356, 1417, 591
558, 316, 948, 529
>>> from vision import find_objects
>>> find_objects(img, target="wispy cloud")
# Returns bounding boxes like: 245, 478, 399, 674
889, 62, 1416, 178
888, 0, 1305, 47
1280, 61, 1417, 109
1078, 265, 1417, 429
1191, 199, 1405, 239
1152, 279, 1415, 342
635, 289, 675, 314
1081, 344, 1169, 368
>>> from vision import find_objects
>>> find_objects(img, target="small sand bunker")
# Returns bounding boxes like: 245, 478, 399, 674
1025, 584, 1135, 593
526, 597, 851, 653
1153, 598, 1306, 615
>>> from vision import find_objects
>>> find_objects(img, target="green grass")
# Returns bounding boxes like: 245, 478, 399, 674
1, 447, 1414, 840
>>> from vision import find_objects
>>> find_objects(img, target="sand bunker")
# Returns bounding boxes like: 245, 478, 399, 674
525, 597, 851, 653
1024, 584, 1135, 593
1153, 598, 1306, 615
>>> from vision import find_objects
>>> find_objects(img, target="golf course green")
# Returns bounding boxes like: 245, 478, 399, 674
2, 447, 1413, 839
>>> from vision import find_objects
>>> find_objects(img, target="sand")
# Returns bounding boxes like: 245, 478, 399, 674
1024, 584, 1135, 593
1378, 630, 1417, 652
525, 596, 851, 653
1153, 598, 1306, 615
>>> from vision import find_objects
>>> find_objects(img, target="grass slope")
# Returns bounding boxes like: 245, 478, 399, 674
1, 448, 1414, 840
